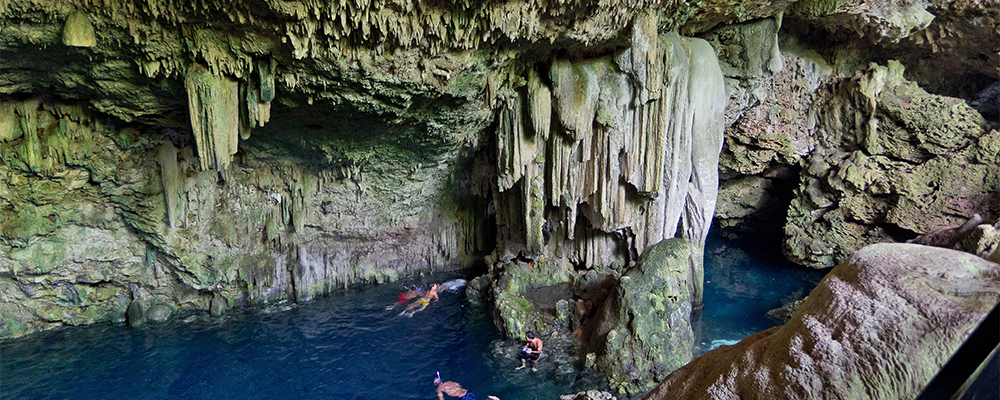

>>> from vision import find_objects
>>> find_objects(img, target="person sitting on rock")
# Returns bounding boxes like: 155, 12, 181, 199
401, 283, 438, 316
515, 331, 543, 371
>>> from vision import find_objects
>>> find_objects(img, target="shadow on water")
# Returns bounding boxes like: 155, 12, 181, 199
2, 234, 827, 399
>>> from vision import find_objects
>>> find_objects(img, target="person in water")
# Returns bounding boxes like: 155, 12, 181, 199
386, 285, 422, 310
433, 372, 499, 400
402, 283, 438, 316
515, 331, 543, 371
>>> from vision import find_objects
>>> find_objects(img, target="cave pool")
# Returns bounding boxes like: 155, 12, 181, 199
1, 233, 827, 399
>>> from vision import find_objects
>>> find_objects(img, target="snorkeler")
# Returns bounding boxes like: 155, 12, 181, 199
386, 285, 422, 310
401, 283, 438, 316
433, 371, 499, 400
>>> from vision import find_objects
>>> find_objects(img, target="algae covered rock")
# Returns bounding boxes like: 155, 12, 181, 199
490, 256, 575, 339
589, 238, 694, 396
645, 243, 1000, 400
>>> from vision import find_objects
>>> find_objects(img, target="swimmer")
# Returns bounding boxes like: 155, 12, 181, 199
401, 283, 438, 316
433, 371, 499, 400
386, 285, 422, 310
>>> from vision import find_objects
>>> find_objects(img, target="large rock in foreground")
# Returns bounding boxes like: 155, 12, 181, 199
645, 243, 1000, 400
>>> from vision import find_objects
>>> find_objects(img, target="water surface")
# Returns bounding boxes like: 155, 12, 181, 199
2, 234, 827, 399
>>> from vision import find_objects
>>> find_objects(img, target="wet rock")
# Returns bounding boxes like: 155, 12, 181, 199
209, 294, 228, 317
646, 243, 1000, 399
125, 300, 145, 328
589, 238, 693, 396
559, 390, 617, 400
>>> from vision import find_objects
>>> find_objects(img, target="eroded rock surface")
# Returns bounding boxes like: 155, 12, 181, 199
645, 243, 1000, 400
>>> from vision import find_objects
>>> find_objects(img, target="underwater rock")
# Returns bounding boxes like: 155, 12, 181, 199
765, 296, 807, 325
645, 243, 1000, 400
559, 390, 618, 400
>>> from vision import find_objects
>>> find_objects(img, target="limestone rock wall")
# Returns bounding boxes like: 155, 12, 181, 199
0, 0, 996, 361
0, 99, 488, 338
784, 61, 999, 268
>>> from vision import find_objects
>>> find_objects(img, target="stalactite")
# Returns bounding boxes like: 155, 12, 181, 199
245, 78, 271, 130
62, 10, 96, 48
528, 67, 551, 140
13, 101, 41, 173
490, 12, 728, 308
184, 63, 241, 171
551, 58, 603, 141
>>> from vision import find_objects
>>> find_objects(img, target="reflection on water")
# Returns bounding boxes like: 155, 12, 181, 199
1, 235, 827, 399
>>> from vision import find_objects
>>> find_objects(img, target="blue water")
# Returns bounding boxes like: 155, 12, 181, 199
1, 235, 828, 399
0, 273, 605, 400
695, 233, 829, 355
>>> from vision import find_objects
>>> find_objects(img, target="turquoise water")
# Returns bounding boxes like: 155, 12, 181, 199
1, 235, 827, 399
695, 233, 829, 355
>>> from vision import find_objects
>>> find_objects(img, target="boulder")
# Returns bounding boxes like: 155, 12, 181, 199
644, 243, 1000, 400
589, 238, 694, 396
